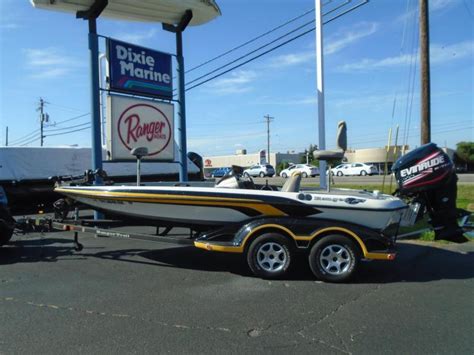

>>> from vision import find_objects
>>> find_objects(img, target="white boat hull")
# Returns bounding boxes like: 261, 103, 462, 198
56, 185, 408, 231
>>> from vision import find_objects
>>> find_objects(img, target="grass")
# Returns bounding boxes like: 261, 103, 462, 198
304, 182, 473, 242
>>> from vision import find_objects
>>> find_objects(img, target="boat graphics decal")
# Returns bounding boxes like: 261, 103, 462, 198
55, 187, 321, 218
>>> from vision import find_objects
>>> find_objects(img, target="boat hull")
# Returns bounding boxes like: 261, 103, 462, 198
55, 185, 408, 231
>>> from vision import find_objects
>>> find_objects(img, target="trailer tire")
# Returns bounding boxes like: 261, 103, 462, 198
308, 234, 360, 283
0, 206, 15, 246
247, 233, 292, 279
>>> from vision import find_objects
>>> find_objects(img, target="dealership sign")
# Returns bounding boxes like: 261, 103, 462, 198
107, 95, 174, 161
107, 38, 172, 99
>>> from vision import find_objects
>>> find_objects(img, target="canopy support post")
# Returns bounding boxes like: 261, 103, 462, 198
77, 0, 108, 219
164, 10, 193, 183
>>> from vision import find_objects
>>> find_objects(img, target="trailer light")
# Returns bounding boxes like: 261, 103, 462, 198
388, 253, 396, 260
206, 244, 212, 251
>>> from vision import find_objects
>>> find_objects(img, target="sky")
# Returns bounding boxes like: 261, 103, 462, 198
0, 0, 472, 158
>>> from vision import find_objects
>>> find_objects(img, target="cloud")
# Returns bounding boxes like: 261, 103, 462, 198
396, 0, 458, 23
269, 51, 314, 68
325, 22, 378, 55
1, 23, 20, 30
24, 48, 84, 79
188, 130, 266, 154
205, 70, 257, 94
430, 0, 458, 11
254, 96, 317, 105
114, 28, 158, 45
430, 41, 474, 63
337, 41, 473, 72
268, 22, 377, 69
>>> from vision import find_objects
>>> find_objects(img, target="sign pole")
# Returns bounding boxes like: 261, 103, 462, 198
176, 29, 188, 182
88, 18, 104, 219
315, 0, 327, 189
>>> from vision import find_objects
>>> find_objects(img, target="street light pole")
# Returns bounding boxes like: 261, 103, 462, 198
315, 0, 327, 189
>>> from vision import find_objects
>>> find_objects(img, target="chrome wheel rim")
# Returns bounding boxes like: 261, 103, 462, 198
256, 242, 287, 272
319, 244, 351, 275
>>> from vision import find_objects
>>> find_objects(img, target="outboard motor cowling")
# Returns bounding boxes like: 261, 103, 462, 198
392, 143, 466, 243
392, 143, 453, 193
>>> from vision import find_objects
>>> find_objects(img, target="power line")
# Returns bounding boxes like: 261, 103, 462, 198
186, 7, 315, 74
45, 126, 91, 137
45, 121, 91, 133
9, 112, 89, 145
19, 135, 42, 147
53, 113, 90, 126
9, 129, 41, 145
185, 0, 356, 88
185, 1, 369, 92
48, 102, 88, 112
185, 19, 315, 87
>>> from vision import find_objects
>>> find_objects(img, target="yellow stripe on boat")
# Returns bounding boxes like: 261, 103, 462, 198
55, 187, 286, 216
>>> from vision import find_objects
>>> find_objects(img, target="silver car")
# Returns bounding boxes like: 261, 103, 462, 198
243, 164, 275, 178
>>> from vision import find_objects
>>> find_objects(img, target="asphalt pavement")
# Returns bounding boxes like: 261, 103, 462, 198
1, 229, 473, 354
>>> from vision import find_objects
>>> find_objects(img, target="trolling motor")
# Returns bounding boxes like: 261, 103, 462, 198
392, 143, 469, 243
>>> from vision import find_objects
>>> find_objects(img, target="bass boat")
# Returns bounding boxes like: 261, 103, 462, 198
55, 139, 464, 242
52, 142, 469, 282
55, 175, 407, 232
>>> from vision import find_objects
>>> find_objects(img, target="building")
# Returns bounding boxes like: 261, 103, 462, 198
203, 150, 303, 175
344, 145, 409, 173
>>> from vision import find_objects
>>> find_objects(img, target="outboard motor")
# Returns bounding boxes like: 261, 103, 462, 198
392, 143, 467, 243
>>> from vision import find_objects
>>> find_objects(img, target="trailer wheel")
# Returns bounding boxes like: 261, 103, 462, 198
308, 234, 360, 283
247, 233, 292, 279
0, 206, 15, 246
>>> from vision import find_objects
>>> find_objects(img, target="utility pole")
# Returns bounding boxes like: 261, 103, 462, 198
264, 114, 274, 164
420, 0, 431, 144
5, 127, 8, 146
37, 98, 49, 146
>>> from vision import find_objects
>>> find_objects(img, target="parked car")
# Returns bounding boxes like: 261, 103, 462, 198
331, 163, 378, 176
243, 164, 275, 178
280, 164, 319, 178
211, 167, 232, 178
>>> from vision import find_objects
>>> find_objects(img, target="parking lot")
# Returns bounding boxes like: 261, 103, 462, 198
1, 229, 473, 354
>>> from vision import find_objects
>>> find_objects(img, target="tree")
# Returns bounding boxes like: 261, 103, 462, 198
301, 144, 319, 166
276, 160, 291, 175
456, 142, 474, 163
455, 141, 474, 172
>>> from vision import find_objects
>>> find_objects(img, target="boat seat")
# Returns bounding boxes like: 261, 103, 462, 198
313, 121, 347, 164
281, 172, 302, 192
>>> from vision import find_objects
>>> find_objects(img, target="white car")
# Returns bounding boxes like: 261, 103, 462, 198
280, 164, 319, 178
331, 163, 378, 176
243, 164, 275, 178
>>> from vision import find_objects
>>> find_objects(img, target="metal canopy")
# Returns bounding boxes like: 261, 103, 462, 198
30, 0, 221, 25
